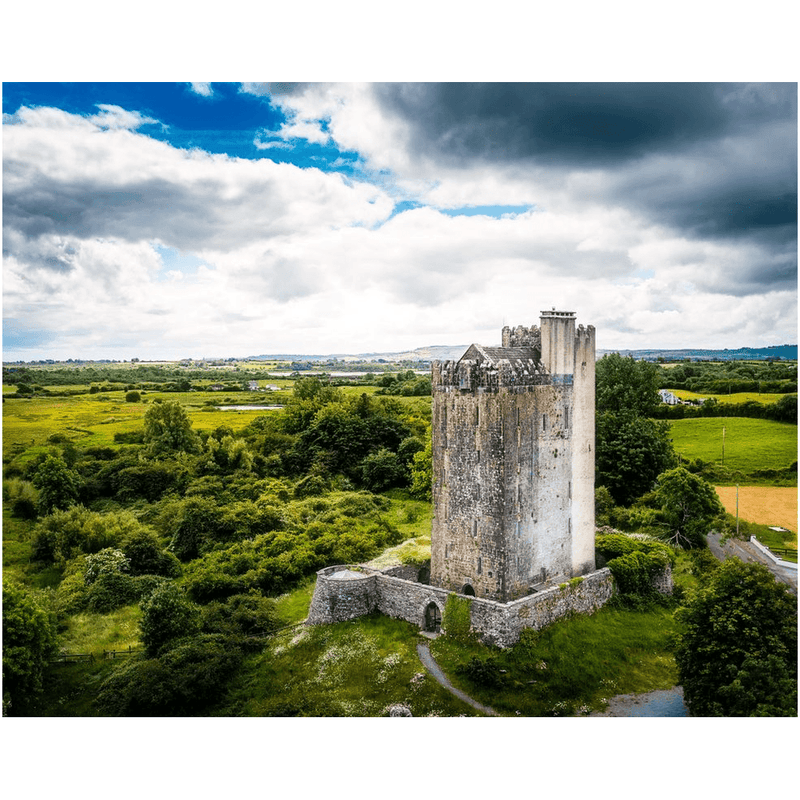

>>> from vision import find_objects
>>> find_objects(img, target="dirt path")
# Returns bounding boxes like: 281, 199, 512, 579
416, 642, 498, 716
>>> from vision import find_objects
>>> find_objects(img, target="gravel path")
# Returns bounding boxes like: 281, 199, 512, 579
416, 642, 498, 716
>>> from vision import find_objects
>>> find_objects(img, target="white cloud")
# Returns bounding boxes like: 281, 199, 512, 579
189, 82, 214, 97
3, 89, 796, 360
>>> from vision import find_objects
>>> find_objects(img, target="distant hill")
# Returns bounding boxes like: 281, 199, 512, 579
596, 345, 797, 362
249, 343, 796, 363
248, 345, 470, 363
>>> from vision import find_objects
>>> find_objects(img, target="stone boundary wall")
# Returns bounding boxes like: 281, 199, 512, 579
306, 564, 662, 648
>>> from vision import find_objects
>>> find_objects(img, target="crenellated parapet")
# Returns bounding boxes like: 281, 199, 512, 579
502, 324, 541, 349
432, 355, 549, 392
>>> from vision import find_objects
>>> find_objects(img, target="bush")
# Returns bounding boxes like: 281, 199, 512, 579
139, 583, 201, 657
457, 656, 503, 688
120, 528, 181, 578
125, 391, 141, 403
443, 593, 473, 640
32, 507, 149, 565
4, 479, 39, 520
86, 571, 141, 613
84, 548, 130, 585
201, 591, 281, 640
95, 634, 243, 715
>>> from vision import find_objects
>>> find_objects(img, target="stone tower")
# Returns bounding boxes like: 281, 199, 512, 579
429, 310, 595, 602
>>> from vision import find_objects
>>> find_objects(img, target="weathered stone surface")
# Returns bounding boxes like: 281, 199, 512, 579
430, 311, 596, 601
307, 564, 619, 648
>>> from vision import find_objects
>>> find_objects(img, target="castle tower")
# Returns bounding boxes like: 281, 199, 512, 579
430, 310, 596, 602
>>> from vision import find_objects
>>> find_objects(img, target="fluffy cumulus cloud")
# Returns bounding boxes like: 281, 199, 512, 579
2, 82, 796, 360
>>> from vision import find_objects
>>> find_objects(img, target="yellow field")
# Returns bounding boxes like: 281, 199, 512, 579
672, 389, 788, 405
715, 486, 798, 542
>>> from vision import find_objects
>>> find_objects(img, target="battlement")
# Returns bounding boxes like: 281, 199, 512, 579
501, 324, 541, 349
432, 355, 550, 392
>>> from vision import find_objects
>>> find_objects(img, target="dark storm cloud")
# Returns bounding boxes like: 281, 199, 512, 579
376, 83, 744, 165
375, 82, 797, 269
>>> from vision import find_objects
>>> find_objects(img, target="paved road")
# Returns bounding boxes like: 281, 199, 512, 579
707, 532, 797, 594
416, 642, 498, 716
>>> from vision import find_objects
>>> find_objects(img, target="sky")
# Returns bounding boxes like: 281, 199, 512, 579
2, 81, 797, 361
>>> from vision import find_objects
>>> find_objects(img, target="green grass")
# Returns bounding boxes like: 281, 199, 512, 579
215, 614, 479, 717
429, 603, 681, 716
669, 417, 797, 475
726, 515, 797, 558
58, 604, 143, 655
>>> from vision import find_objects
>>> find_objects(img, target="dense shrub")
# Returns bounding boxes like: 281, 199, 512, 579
200, 592, 281, 640
120, 528, 181, 577
95, 634, 243, 716
32, 507, 147, 565
457, 656, 503, 688
3, 478, 39, 519
596, 532, 674, 599
139, 583, 201, 657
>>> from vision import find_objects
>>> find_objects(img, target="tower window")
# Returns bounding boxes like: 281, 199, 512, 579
477, 557, 482, 575
564, 407, 569, 428
542, 414, 548, 431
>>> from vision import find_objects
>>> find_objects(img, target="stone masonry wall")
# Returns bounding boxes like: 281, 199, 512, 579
305, 563, 658, 648
305, 566, 380, 625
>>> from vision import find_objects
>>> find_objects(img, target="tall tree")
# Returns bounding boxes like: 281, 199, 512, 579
596, 353, 662, 416
3, 580, 57, 715
32, 454, 80, 515
143, 400, 199, 457
675, 559, 797, 716
653, 466, 724, 549
595, 412, 675, 505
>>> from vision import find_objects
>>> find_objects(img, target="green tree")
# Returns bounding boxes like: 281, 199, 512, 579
653, 466, 724, 549
409, 439, 432, 501
675, 559, 797, 716
143, 400, 199, 457
120, 528, 181, 577
360, 448, 405, 492
125, 390, 141, 403
32, 454, 80, 515
595, 413, 675, 506
2, 580, 57, 715
139, 582, 200, 657
596, 353, 662, 416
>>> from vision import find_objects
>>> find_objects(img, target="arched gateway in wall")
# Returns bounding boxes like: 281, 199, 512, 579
424, 601, 442, 633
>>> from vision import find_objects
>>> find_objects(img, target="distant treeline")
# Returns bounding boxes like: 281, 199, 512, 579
652, 394, 797, 423
657, 360, 797, 395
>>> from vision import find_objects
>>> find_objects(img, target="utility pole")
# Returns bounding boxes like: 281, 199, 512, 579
722, 425, 726, 464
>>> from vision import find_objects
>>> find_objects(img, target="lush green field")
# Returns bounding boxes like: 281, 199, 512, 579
669, 417, 797, 475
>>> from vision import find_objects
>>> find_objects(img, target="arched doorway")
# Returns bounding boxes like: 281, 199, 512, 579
461, 584, 476, 597
424, 602, 442, 633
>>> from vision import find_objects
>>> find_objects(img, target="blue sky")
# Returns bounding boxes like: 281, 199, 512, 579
3, 81, 797, 360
